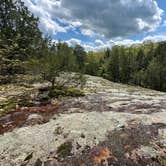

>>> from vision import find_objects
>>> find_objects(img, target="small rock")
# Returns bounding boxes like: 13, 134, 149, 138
27, 114, 43, 121
80, 133, 85, 138
26, 114, 44, 125
68, 108, 85, 113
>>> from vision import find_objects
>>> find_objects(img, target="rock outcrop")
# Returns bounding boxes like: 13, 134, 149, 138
0, 75, 166, 166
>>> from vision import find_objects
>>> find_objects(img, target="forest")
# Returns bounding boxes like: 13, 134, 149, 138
0, 0, 166, 92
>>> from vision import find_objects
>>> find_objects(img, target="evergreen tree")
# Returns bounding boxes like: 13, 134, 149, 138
107, 46, 120, 82
73, 44, 86, 72
0, 0, 41, 59
144, 58, 161, 90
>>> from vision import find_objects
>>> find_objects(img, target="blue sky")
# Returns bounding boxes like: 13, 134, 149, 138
23, 0, 166, 50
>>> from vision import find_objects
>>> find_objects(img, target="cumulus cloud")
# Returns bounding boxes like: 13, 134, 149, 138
81, 29, 95, 36
23, 0, 163, 38
95, 40, 104, 46
142, 35, 166, 43
61, 0, 163, 37
39, 17, 66, 35
67, 34, 166, 51
22, 0, 166, 52
22, 0, 67, 35
66, 38, 82, 46
163, 20, 166, 26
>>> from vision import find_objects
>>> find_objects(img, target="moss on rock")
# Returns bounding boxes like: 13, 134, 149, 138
4, 103, 16, 110
0, 109, 5, 116
0, 97, 16, 111
65, 88, 85, 97
48, 87, 84, 98
57, 141, 73, 159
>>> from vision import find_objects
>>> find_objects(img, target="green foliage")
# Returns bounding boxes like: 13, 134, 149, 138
4, 103, 16, 110
106, 46, 120, 82
0, 0, 42, 83
26, 40, 86, 88
48, 89, 65, 98
0, 57, 24, 75
100, 42, 166, 92
0, 97, 16, 111
48, 87, 84, 98
73, 44, 87, 72
65, 88, 85, 97
19, 39, 166, 92
144, 58, 162, 90
0, 109, 5, 116
85, 51, 100, 76
0, 0, 41, 56
162, 160, 166, 166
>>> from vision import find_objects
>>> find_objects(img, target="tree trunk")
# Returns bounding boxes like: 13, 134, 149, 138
51, 78, 55, 89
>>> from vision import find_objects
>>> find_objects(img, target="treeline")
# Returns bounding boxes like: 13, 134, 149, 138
0, 0, 166, 92
85, 42, 166, 92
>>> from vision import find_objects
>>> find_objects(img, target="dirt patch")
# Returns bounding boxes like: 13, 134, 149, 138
0, 104, 59, 135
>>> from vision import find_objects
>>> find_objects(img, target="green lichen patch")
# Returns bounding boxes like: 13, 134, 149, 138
0, 97, 16, 113
57, 141, 73, 159
0, 109, 5, 116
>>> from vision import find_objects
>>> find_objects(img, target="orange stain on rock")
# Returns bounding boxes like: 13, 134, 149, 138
92, 147, 110, 166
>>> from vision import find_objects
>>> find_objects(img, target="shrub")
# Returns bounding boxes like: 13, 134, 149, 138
48, 87, 84, 98
65, 88, 85, 97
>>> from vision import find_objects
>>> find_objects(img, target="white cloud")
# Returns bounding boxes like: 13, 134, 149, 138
67, 35, 166, 51
66, 38, 81, 46
142, 35, 166, 43
23, 0, 163, 38
22, 0, 67, 35
81, 29, 95, 36
70, 21, 82, 27
95, 40, 104, 46
39, 17, 66, 35
163, 20, 166, 26
60, 0, 163, 37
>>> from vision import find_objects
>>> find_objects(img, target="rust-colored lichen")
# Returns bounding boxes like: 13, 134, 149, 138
0, 104, 59, 134
92, 147, 111, 166
55, 123, 166, 166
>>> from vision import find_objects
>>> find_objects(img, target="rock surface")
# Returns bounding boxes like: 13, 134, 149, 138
0, 75, 166, 166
